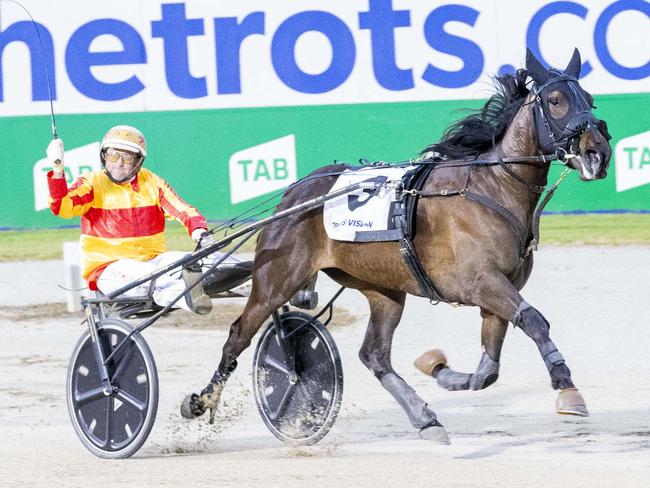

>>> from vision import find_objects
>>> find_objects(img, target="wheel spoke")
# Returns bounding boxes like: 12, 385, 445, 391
109, 342, 135, 382
297, 380, 311, 399
263, 354, 289, 374
270, 382, 296, 421
75, 386, 105, 405
116, 388, 147, 411
103, 396, 112, 448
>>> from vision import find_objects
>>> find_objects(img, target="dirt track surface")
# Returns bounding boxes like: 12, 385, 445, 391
1, 246, 649, 487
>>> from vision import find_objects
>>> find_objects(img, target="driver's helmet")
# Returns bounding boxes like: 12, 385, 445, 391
100, 125, 147, 162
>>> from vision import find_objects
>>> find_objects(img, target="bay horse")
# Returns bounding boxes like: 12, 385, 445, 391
184, 48, 612, 443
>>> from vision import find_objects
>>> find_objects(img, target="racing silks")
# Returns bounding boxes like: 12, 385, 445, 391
47, 168, 207, 289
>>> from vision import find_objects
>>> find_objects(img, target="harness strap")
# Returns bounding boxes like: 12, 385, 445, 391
357, 150, 565, 301
417, 153, 557, 168
463, 191, 527, 256
398, 236, 445, 303
497, 156, 546, 194
414, 188, 528, 258
399, 165, 447, 303
466, 162, 527, 257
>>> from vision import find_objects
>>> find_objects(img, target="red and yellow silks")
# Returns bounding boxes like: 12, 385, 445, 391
48, 168, 207, 288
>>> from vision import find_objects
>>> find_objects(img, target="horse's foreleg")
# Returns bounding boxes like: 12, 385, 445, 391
359, 289, 449, 443
472, 272, 587, 416
511, 301, 587, 415
415, 310, 506, 391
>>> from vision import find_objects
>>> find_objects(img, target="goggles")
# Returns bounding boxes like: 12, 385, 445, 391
104, 147, 140, 166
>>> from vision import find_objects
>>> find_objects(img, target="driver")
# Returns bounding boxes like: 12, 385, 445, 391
45, 125, 213, 314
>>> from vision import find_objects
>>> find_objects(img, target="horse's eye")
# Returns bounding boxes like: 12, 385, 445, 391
548, 97, 559, 106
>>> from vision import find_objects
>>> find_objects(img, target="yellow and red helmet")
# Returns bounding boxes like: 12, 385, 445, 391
100, 125, 147, 158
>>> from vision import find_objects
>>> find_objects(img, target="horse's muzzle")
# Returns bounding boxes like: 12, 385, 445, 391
576, 150, 607, 181
574, 124, 612, 181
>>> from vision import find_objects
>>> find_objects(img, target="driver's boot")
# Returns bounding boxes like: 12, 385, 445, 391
181, 264, 212, 315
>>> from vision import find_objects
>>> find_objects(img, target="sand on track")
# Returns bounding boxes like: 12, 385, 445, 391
1, 246, 649, 487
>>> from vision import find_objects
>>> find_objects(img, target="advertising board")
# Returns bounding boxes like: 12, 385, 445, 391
1, 0, 648, 228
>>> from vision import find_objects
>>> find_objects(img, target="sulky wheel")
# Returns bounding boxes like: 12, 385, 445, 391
66, 319, 158, 459
252, 311, 343, 445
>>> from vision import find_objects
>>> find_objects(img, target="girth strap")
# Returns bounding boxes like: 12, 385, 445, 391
398, 165, 447, 303
393, 150, 561, 300
399, 235, 446, 303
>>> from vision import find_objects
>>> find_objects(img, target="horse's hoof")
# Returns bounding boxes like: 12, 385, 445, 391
556, 388, 589, 417
199, 382, 225, 424
419, 423, 451, 444
180, 393, 205, 419
415, 349, 448, 377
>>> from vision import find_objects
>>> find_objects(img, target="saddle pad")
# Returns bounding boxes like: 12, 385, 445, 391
324, 165, 415, 242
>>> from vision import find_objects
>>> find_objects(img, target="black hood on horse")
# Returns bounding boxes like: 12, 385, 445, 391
423, 48, 612, 181
526, 48, 612, 179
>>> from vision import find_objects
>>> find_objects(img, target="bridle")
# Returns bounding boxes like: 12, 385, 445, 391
528, 69, 611, 161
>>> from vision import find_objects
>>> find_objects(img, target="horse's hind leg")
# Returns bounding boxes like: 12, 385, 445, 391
181, 293, 290, 422
358, 289, 450, 443
415, 309, 507, 391
182, 256, 317, 422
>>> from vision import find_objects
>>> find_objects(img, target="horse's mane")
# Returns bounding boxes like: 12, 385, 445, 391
422, 69, 530, 159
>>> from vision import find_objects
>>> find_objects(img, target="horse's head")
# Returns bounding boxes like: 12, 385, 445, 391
526, 48, 612, 181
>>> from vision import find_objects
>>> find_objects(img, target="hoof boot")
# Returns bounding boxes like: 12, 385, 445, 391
415, 349, 448, 377
180, 393, 206, 419
556, 388, 589, 417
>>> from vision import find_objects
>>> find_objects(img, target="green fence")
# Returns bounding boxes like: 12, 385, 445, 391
2, 92, 649, 229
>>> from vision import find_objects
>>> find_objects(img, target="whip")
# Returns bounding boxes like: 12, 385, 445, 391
0, 0, 58, 138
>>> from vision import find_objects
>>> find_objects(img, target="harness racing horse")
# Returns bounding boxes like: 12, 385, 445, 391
184, 49, 612, 442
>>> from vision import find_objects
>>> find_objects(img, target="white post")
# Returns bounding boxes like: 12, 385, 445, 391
63, 241, 83, 312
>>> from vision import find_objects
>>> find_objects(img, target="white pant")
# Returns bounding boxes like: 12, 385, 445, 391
96, 252, 196, 311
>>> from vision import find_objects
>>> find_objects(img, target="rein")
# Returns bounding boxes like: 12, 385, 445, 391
404, 150, 572, 259
527, 167, 571, 253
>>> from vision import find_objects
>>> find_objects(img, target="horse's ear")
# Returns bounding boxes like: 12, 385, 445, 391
526, 48, 548, 85
565, 48, 582, 78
